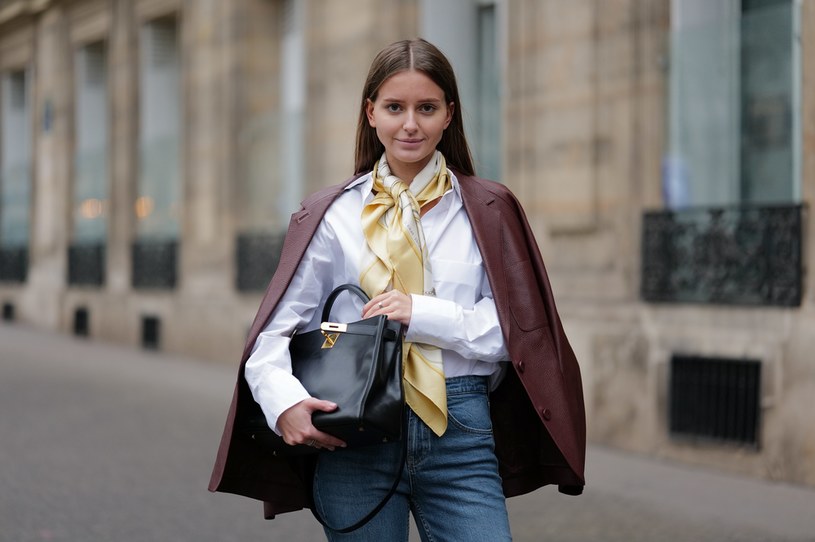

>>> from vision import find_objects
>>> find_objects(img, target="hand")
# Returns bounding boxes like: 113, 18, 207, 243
362, 290, 412, 326
276, 398, 346, 451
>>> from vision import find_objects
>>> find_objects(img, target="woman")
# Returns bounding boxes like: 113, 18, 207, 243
210, 39, 586, 541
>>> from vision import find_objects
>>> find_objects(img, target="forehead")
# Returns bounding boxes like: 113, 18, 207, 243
376, 70, 445, 100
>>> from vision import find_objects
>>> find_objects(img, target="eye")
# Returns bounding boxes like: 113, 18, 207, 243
418, 104, 437, 113
386, 103, 402, 113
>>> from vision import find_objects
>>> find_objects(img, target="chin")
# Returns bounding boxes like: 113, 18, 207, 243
392, 151, 431, 165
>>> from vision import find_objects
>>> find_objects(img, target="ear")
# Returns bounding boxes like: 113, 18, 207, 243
444, 102, 454, 129
366, 99, 376, 127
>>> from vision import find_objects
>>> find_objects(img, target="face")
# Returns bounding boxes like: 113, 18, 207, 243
365, 70, 453, 182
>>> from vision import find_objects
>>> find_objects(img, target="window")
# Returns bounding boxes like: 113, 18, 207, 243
665, 0, 797, 207
0, 70, 31, 282
73, 41, 108, 245
739, 0, 796, 204
475, 3, 501, 181
234, 0, 304, 291
70, 42, 109, 286
643, 0, 802, 307
279, 0, 305, 215
134, 17, 181, 289
137, 17, 181, 241
420, 0, 503, 180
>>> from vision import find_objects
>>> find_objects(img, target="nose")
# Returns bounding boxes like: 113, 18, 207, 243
403, 110, 418, 132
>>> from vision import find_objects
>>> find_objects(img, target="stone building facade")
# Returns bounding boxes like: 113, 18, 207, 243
1, 0, 813, 487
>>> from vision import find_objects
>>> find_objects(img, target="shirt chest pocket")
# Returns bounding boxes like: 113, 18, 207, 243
429, 259, 484, 307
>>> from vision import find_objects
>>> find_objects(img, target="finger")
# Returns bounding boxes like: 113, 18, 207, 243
296, 400, 345, 449
362, 295, 388, 318
306, 398, 338, 413
312, 429, 347, 450
362, 305, 385, 319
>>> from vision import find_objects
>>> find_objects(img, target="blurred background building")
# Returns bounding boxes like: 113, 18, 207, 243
0, 0, 812, 487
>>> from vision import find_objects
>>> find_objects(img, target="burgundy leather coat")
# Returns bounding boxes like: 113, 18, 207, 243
209, 172, 586, 518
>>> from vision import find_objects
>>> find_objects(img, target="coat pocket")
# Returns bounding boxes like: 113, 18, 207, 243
506, 259, 548, 331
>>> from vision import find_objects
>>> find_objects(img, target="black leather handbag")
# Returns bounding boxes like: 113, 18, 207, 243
243, 284, 407, 533
243, 284, 404, 455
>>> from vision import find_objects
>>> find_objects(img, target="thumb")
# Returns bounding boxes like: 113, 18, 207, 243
306, 398, 338, 413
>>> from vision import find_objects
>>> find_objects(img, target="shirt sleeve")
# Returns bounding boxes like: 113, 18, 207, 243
405, 272, 508, 362
243, 221, 336, 435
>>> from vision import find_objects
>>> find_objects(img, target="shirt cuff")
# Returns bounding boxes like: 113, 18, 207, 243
252, 372, 311, 436
406, 294, 459, 344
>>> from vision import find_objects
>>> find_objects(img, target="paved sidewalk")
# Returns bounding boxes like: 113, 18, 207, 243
2, 323, 815, 541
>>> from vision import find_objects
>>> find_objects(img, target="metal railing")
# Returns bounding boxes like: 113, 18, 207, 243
68, 243, 105, 286
0, 246, 27, 283
132, 239, 177, 289
235, 232, 285, 292
641, 204, 803, 306
669, 355, 761, 447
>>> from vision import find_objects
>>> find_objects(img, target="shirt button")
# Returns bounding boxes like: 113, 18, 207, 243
517, 360, 525, 373
540, 407, 552, 421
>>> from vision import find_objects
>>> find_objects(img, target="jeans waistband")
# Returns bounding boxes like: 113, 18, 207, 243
445, 375, 489, 395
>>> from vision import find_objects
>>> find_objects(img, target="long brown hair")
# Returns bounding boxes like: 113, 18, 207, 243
354, 39, 475, 176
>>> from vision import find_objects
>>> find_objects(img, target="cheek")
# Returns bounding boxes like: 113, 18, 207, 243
429, 119, 448, 141
372, 123, 393, 146
373, 121, 390, 138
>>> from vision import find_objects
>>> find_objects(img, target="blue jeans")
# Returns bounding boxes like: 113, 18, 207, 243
312, 375, 512, 541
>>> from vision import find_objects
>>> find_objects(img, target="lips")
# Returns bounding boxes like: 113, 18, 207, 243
396, 138, 424, 146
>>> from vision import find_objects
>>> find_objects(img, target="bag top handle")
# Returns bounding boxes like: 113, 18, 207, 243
321, 284, 371, 323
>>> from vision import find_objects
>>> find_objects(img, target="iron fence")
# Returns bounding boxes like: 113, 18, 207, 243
0, 246, 27, 283
641, 204, 803, 306
132, 239, 177, 289
68, 243, 105, 286
670, 355, 761, 447
235, 232, 285, 292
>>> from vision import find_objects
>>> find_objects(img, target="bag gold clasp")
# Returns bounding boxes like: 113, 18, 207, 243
320, 322, 347, 349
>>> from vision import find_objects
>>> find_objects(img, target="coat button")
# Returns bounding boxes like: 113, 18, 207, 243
517, 360, 525, 373
540, 407, 552, 421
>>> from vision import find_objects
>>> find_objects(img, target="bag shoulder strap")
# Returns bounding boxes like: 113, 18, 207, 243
310, 432, 407, 533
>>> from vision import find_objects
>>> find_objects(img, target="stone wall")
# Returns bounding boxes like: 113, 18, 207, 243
0, 0, 813, 487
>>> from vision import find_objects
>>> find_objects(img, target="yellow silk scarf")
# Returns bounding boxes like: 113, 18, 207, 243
359, 151, 451, 436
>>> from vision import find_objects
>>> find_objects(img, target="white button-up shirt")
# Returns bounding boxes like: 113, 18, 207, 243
244, 172, 509, 433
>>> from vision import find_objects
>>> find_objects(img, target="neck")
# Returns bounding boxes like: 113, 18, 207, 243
386, 155, 434, 185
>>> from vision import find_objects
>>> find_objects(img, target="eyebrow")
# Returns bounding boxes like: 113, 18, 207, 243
379, 96, 443, 103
